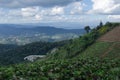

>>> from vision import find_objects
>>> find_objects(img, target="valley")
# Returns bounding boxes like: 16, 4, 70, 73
0, 24, 85, 45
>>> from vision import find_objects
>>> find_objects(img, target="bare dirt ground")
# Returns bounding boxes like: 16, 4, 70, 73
98, 26, 120, 42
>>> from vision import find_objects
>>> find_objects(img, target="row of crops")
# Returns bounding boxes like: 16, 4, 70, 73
0, 57, 119, 80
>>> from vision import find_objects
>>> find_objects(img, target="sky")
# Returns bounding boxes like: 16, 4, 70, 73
0, 0, 120, 28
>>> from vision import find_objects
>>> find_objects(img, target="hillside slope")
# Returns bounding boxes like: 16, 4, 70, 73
79, 42, 120, 59
80, 26, 120, 59
47, 22, 120, 59
98, 26, 120, 42
0, 41, 69, 65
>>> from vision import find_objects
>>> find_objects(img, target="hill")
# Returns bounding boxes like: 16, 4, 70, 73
0, 24, 84, 36
0, 40, 69, 65
47, 22, 120, 59
0, 44, 17, 53
0, 22, 119, 80
79, 42, 120, 59
79, 26, 120, 59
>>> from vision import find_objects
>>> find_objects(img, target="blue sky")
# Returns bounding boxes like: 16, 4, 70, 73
0, 0, 119, 28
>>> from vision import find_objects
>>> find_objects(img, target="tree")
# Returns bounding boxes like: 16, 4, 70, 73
105, 22, 112, 26
99, 21, 103, 27
84, 26, 91, 33
96, 21, 103, 30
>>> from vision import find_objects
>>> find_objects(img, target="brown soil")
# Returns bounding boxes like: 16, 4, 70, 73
98, 26, 120, 42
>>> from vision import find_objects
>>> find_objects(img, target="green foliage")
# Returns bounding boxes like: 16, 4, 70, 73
98, 26, 109, 35
0, 40, 69, 65
84, 26, 91, 33
0, 58, 119, 80
0, 22, 120, 80
100, 21, 103, 27
79, 42, 120, 58
48, 22, 120, 59
0, 44, 17, 53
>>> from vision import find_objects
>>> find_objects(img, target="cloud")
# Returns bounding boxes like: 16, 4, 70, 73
89, 0, 120, 15
1, 0, 119, 24
35, 15, 42, 20
108, 15, 120, 19
0, 0, 81, 8
69, 2, 85, 15
50, 7, 64, 15
21, 7, 39, 17
0, 0, 85, 23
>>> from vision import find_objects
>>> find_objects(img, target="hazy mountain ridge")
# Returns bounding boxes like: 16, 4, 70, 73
0, 24, 85, 45
0, 24, 84, 36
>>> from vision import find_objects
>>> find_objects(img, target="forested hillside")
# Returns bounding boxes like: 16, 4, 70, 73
0, 40, 70, 65
0, 44, 17, 53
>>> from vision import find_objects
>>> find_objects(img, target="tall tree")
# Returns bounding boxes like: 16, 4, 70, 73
84, 26, 91, 33
99, 21, 103, 27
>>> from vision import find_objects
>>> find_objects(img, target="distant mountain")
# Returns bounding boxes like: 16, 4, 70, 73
0, 24, 84, 36
0, 24, 85, 45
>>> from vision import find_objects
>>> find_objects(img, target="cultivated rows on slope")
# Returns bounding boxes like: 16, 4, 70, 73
79, 25, 120, 58
79, 42, 120, 59
98, 26, 120, 42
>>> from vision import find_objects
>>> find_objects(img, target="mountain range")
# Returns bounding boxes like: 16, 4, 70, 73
0, 24, 85, 45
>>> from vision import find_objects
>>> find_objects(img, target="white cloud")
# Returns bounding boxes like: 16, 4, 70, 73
35, 14, 42, 20
89, 0, 120, 15
21, 7, 39, 17
0, 0, 119, 24
70, 2, 84, 15
0, 0, 86, 23
50, 7, 64, 15
108, 15, 120, 19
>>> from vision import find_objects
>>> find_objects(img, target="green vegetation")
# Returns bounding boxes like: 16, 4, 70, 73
84, 26, 91, 33
79, 42, 120, 58
0, 40, 69, 65
0, 58, 119, 80
0, 44, 17, 52
48, 22, 120, 59
0, 22, 120, 79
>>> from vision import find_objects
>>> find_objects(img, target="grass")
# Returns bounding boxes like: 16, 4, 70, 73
79, 41, 120, 58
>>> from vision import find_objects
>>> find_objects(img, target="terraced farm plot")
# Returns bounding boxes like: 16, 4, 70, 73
98, 26, 120, 42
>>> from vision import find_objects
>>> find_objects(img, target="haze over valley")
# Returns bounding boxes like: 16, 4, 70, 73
0, 24, 85, 45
